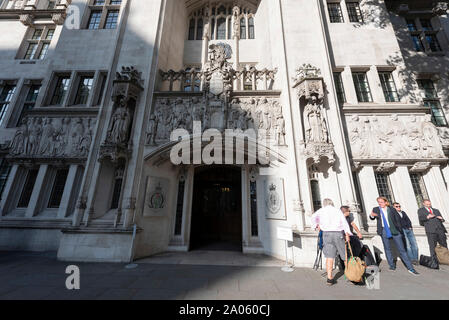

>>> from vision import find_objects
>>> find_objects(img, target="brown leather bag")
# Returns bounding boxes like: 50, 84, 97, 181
345, 241, 366, 283
435, 245, 449, 265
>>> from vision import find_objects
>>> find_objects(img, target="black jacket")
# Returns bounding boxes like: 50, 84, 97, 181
370, 206, 404, 236
395, 210, 413, 230
418, 207, 447, 234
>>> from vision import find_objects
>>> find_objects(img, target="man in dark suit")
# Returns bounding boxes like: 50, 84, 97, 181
370, 197, 419, 275
418, 199, 447, 259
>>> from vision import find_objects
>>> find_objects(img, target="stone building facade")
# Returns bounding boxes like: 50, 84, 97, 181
0, 0, 448, 266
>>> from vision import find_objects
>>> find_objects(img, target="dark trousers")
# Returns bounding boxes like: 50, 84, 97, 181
380, 229, 414, 271
426, 231, 448, 258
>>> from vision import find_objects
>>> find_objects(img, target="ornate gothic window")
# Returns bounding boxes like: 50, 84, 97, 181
187, 3, 256, 40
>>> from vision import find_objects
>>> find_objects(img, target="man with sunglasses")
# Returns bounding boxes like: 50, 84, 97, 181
393, 202, 419, 265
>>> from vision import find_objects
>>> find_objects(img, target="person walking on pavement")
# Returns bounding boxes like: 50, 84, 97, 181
311, 199, 352, 286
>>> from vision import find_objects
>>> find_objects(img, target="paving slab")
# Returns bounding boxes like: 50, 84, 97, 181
1, 251, 449, 300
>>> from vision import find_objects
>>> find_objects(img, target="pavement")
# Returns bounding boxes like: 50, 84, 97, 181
1, 250, 449, 300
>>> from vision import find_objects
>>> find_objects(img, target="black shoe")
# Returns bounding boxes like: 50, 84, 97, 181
327, 278, 336, 286
408, 269, 419, 276
389, 266, 396, 271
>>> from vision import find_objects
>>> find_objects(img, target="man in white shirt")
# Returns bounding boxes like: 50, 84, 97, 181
311, 198, 352, 285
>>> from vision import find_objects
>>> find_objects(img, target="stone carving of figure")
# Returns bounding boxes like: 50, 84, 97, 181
237, 110, 248, 131
107, 97, 130, 144
257, 98, 269, 130
71, 118, 85, 156
146, 114, 158, 146
387, 114, 409, 156
407, 115, 422, 155
421, 115, 443, 158
192, 97, 203, 122
232, 6, 240, 39
275, 111, 286, 145
303, 95, 328, 144
27, 117, 42, 155
39, 118, 54, 156
58, 118, 71, 156
10, 118, 28, 155
245, 98, 256, 129
79, 119, 93, 157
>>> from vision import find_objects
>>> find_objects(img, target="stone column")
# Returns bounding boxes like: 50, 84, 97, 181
442, 164, 449, 192
423, 166, 449, 219
26, 164, 49, 217
0, 164, 19, 216
57, 164, 79, 219
241, 166, 249, 247
389, 166, 420, 225
357, 166, 379, 232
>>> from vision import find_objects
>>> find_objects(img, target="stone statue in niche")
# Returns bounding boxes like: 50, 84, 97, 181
107, 97, 131, 145
303, 95, 328, 144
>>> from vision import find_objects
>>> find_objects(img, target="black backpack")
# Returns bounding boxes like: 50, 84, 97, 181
359, 245, 377, 266
419, 254, 439, 269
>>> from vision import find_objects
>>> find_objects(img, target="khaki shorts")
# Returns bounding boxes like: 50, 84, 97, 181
322, 231, 346, 260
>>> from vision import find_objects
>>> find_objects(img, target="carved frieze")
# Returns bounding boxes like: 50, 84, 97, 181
148, 96, 286, 146
348, 114, 446, 160
9, 116, 96, 160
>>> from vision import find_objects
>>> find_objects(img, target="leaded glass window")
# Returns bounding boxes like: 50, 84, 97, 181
328, 3, 344, 23
379, 71, 399, 102
352, 72, 372, 103
410, 173, 429, 208
374, 173, 394, 204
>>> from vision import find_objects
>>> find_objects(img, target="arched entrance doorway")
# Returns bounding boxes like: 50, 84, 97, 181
190, 166, 242, 251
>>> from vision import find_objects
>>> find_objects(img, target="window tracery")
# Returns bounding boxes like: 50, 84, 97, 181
187, 3, 255, 40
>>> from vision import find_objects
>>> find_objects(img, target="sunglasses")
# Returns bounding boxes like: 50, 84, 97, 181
394, 205, 401, 208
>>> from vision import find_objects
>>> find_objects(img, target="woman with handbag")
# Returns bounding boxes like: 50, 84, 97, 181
311, 198, 352, 286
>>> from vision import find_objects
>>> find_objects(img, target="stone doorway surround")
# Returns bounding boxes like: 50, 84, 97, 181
168, 164, 264, 254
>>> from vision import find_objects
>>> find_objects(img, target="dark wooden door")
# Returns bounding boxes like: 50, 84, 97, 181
190, 166, 242, 251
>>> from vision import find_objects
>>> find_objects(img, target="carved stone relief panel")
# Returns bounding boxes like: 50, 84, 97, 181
147, 95, 286, 146
347, 114, 446, 160
143, 176, 169, 217
9, 116, 97, 160
264, 177, 286, 220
